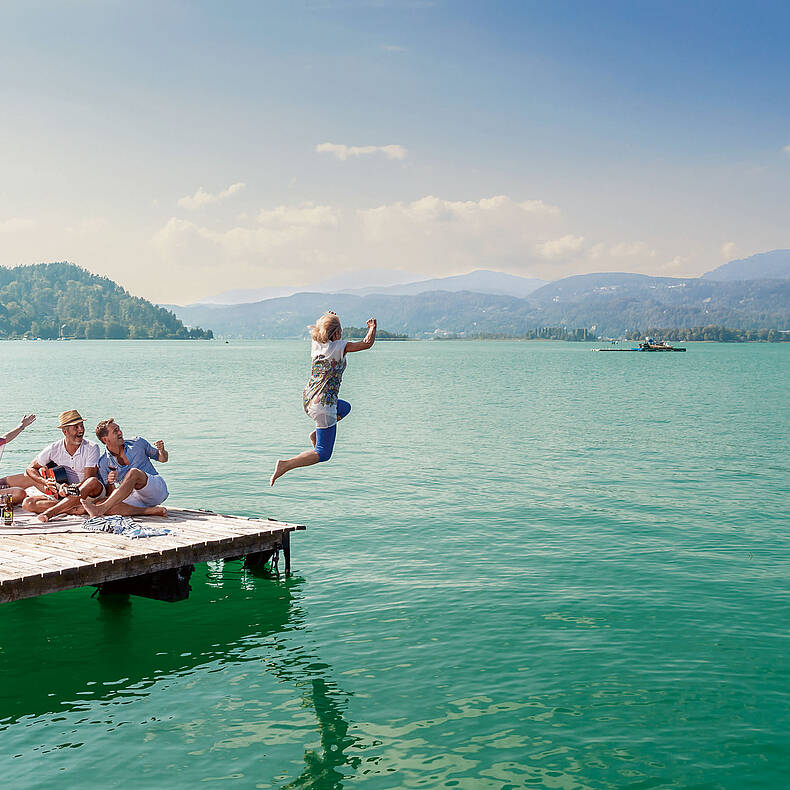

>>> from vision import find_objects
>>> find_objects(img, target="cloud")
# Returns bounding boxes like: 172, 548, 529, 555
257, 203, 339, 228
0, 217, 35, 233
382, 44, 406, 53
177, 182, 246, 210
66, 217, 108, 236
361, 194, 559, 227
153, 192, 673, 286
587, 241, 656, 260
658, 255, 689, 274
536, 234, 585, 259
152, 202, 343, 276
315, 142, 407, 161
720, 241, 737, 259
783, 144, 790, 155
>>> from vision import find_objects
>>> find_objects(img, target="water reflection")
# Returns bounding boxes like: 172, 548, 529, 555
0, 563, 360, 788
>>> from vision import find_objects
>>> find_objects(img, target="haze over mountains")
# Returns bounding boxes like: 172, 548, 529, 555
194, 269, 547, 305
168, 250, 790, 339
701, 249, 790, 282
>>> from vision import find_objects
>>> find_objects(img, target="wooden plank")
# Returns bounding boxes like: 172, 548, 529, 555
0, 535, 160, 574
0, 508, 302, 603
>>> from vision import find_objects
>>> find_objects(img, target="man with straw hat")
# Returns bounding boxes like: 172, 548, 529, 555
22, 409, 104, 523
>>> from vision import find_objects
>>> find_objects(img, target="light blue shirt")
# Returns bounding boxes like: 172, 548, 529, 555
98, 437, 160, 484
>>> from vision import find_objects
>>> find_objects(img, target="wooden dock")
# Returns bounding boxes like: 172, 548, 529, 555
0, 508, 304, 604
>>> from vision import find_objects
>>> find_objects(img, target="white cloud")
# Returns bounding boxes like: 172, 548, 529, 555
536, 234, 585, 259
783, 144, 790, 155
658, 255, 689, 274
0, 217, 35, 233
721, 241, 737, 259
153, 194, 562, 280
382, 44, 406, 53
66, 217, 108, 236
152, 192, 678, 287
315, 142, 407, 161
587, 240, 656, 260
360, 194, 558, 228
257, 203, 339, 228
177, 182, 246, 210
608, 241, 656, 258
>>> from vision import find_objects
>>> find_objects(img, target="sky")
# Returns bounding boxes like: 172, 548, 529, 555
1, 0, 789, 304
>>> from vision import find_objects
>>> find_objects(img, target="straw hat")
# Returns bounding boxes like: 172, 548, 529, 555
57, 409, 85, 428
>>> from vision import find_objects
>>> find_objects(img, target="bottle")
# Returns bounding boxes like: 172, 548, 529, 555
3, 495, 13, 526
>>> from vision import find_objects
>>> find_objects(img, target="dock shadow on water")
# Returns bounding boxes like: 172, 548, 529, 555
0, 563, 359, 789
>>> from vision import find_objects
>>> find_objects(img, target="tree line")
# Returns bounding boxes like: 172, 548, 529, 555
0, 262, 213, 340
342, 326, 409, 340
626, 326, 790, 342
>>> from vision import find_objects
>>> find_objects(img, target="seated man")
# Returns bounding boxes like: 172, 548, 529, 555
81, 418, 168, 518
0, 413, 37, 503
23, 410, 104, 523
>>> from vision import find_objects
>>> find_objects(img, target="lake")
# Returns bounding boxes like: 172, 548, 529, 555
0, 339, 788, 788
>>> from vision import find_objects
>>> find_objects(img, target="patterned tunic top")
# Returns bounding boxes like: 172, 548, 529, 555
302, 339, 348, 428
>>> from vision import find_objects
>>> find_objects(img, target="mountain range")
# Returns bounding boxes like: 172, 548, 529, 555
168, 252, 790, 339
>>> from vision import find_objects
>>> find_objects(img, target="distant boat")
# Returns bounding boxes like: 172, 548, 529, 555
594, 337, 686, 352
636, 340, 686, 352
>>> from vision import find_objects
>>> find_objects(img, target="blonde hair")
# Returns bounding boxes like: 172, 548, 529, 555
309, 312, 342, 343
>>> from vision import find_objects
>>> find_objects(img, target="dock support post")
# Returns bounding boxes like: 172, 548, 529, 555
282, 530, 291, 576
244, 530, 291, 576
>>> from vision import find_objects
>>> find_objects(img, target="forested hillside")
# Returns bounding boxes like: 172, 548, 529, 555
0, 262, 212, 339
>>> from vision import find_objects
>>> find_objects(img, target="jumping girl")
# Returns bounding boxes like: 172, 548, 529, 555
270, 312, 376, 485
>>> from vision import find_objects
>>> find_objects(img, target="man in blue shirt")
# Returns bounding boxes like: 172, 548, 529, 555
81, 418, 169, 518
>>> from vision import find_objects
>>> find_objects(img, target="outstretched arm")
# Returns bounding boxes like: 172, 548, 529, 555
345, 318, 377, 353
2, 414, 36, 445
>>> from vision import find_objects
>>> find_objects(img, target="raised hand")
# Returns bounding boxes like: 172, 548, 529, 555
21, 414, 36, 428
367, 317, 377, 329
155, 440, 166, 453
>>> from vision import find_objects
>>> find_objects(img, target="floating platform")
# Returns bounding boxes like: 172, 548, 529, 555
0, 508, 304, 604
593, 347, 686, 352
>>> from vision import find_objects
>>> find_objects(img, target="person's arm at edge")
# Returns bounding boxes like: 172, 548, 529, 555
2, 414, 36, 445
345, 318, 377, 353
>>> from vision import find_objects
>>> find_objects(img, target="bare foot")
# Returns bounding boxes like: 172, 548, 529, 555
309, 430, 316, 447
36, 514, 49, 524
81, 498, 104, 518
147, 506, 168, 518
270, 460, 287, 486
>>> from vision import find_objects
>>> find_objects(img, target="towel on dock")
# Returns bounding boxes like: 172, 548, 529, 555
81, 515, 171, 538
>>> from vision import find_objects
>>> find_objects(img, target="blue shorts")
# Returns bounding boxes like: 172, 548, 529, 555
314, 400, 351, 462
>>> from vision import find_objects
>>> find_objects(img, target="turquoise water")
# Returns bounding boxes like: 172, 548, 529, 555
0, 340, 788, 788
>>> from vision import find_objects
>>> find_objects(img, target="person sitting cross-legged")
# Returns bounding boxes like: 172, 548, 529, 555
23, 410, 104, 523
81, 418, 168, 518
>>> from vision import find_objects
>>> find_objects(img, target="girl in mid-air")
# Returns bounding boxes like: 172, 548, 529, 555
270, 312, 376, 485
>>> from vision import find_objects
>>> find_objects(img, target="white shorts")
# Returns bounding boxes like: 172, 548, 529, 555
124, 474, 169, 508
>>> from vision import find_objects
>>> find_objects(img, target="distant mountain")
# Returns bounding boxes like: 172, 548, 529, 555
170, 274, 790, 338
342, 270, 547, 297
702, 249, 790, 281
191, 269, 546, 305
0, 262, 213, 339
194, 268, 420, 305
